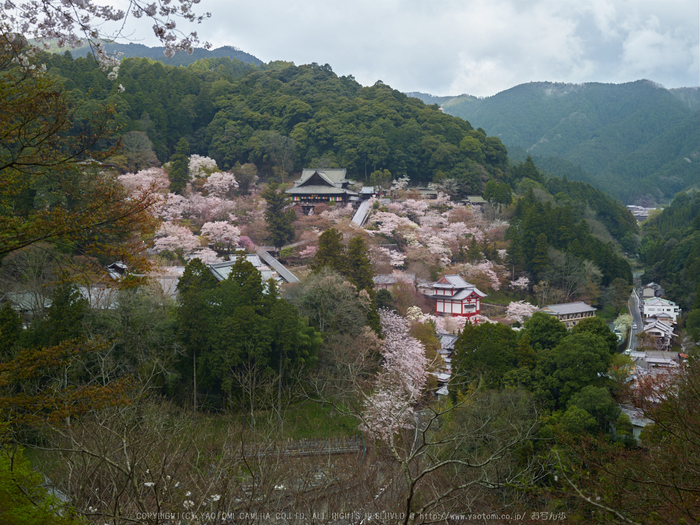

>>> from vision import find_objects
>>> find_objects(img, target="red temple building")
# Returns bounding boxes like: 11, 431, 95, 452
425, 275, 486, 318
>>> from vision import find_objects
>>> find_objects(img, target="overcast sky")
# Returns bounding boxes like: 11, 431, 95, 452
126, 0, 699, 97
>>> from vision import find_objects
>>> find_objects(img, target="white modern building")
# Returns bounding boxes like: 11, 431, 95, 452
643, 297, 680, 324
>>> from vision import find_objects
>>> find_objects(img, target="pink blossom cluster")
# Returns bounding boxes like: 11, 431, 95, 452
319, 203, 354, 221
424, 236, 452, 267
460, 261, 502, 290
191, 247, 220, 264
468, 315, 496, 325
362, 310, 428, 440
434, 192, 452, 206
158, 192, 237, 224
379, 247, 407, 268
510, 276, 530, 291
185, 194, 237, 223
406, 307, 468, 334
505, 301, 538, 324
369, 212, 418, 237
416, 212, 448, 230
435, 222, 483, 243
238, 236, 256, 251
203, 171, 238, 198
118, 168, 170, 194
153, 221, 200, 255
200, 221, 241, 246
157, 193, 189, 221
386, 198, 429, 218
298, 245, 317, 258
390, 175, 410, 193
189, 155, 219, 179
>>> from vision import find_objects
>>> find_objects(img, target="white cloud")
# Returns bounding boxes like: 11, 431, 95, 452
111, 0, 699, 96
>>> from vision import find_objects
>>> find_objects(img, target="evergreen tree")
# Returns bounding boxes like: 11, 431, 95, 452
522, 311, 567, 352
261, 184, 295, 252
0, 302, 22, 358
531, 233, 550, 278
311, 228, 346, 273
176, 258, 218, 412
346, 236, 375, 293
169, 138, 190, 195
572, 316, 619, 355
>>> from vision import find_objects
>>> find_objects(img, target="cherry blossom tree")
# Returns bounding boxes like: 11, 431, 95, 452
3, 0, 210, 76
153, 221, 200, 256
510, 276, 530, 291
406, 307, 468, 335
237, 235, 256, 252
506, 300, 538, 324
202, 171, 238, 199
361, 310, 428, 440
460, 260, 502, 290
200, 221, 240, 247
378, 247, 407, 268
298, 245, 317, 259
190, 247, 219, 264
188, 155, 218, 179
390, 174, 410, 196
157, 193, 189, 221
118, 167, 170, 194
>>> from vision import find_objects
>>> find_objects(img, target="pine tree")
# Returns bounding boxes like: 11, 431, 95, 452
311, 228, 346, 273
531, 233, 550, 279
346, 236, 375, 293
169, 138, 190, 195
261, 184, 295, 252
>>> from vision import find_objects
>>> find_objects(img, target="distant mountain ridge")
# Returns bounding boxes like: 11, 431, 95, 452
44, 41, 263, 67
409, 81, 700, 205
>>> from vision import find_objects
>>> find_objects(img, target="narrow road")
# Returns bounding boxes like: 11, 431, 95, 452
627, 289, 643, 351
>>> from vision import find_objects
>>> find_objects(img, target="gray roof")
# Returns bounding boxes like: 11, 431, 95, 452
540, 301, 596, 316
374, 274, 398, 285
439, 333, 459, 351
208, 255, 268, 281
207, 252, 299, 285
434, 275, 470, 289
290, 169, 349, 189
466, 195, 487, 204
431, 275, 487, 298
619, 405, 652, 428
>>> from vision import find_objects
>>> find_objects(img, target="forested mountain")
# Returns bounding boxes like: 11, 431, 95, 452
404, 92, 460, 107
39, 50, 640, 256
43, 53, 510, 189
426, 81, 700, 205
640, 191, 700, 313
43, 41, 263, 67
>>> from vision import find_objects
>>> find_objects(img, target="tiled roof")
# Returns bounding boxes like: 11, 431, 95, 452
292, 168, 349, 188
540, 301, 596, 316
374, 274, 398, 285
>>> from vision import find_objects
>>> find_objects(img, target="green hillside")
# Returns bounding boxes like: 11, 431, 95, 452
435, 81, 700, 205
40, 41, 263, 67
43, 53, 510, 188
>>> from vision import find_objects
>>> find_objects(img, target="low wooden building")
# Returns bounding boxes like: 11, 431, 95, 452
539, 301, 596, 329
